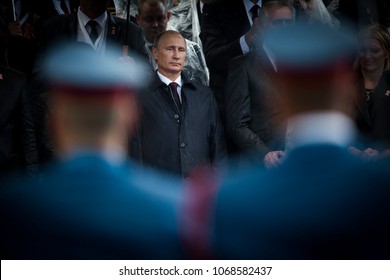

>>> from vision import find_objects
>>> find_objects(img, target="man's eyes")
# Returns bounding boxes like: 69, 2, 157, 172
164, 48, 186, 52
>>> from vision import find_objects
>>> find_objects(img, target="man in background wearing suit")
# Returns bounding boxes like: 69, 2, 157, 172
225, 0, 295, 168
37, 0, 146, 56
200, 0, 264, 155
0, 43, 183, 260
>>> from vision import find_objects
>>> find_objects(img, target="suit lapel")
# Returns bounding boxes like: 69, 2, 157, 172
254, 49, 278, 95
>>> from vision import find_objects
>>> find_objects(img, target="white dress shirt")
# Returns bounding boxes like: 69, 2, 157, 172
77, 8, 108, 53
157, 71, 183, 102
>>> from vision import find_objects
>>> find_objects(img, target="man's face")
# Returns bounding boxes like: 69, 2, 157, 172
267, 6, 295, 29
136, 2, 170, 43
153, 33, 186, 78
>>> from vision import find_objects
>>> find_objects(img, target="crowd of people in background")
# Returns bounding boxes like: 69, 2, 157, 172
1, 0, 390, 260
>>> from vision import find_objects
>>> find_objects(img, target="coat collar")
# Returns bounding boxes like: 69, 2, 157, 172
150, 71, 198, 91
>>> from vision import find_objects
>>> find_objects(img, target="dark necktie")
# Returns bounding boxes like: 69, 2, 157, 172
60, 0, 70, 14
87, 20, 99, 44
250, 4, 260, 22
169, 82, 181, 109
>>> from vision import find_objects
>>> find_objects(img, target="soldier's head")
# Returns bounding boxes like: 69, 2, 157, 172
44, 43, 145, 156
264, 22, 357, 117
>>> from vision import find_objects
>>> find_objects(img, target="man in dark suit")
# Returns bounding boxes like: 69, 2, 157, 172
0, 43, 183, 260
130, 30, 227, 179
184, 22, 390, 259
200, 0, 264, 155
225, 0, 295, 167
0, 65, 39, 183
37, 0, 146, 57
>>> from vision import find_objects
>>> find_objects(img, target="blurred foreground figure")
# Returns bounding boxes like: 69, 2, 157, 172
198, 22, 390, 259
0, 44, 183, 260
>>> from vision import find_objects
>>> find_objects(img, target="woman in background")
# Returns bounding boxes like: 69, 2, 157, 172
351, 23, 390, 159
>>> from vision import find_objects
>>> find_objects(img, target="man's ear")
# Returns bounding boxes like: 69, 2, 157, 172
152, 46, 158, 60
135, 13, 140, 24
166, 11, 171, 21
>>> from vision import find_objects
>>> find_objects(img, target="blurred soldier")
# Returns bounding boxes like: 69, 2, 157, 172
0, 43, 183, 260
184, 22, 390, 259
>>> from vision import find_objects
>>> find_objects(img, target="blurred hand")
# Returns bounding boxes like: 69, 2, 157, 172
8, 21, 23, 37
348, 146, 379, 161
118, 56, 136, 71
362, 147, 379, 160
263, 150, 284, 168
